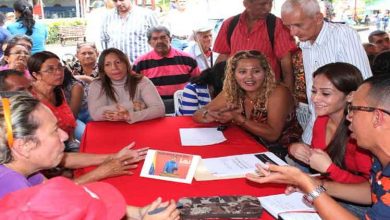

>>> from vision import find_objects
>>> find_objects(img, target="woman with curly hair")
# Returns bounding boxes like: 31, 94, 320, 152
193, 50, 302, 158
7, 0, 48, 54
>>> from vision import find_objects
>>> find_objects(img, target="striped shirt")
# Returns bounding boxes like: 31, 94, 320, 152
177, 83, 211, 116
100, 6, 159, 63
133, 48, 200, 98
300, 21, 372, 144
213, 11, 296, 80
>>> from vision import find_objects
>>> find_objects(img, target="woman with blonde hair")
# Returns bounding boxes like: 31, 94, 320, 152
193, 50, 302, 158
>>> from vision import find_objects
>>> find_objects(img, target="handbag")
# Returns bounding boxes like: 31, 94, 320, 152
178, 195, 262, 219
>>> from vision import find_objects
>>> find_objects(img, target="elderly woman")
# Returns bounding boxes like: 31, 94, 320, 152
70, 42, 99, 83
0, 94, 179, 220
27, 51, 78, 152
193, 50, 302, 158
0, 41, 31, 79
7, 0, 47, 54
88, 48, 165, 123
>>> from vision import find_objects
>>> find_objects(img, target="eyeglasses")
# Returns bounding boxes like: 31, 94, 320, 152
40, 65, 65, 74
347, 103, 390, 116
9, 51, 30, 56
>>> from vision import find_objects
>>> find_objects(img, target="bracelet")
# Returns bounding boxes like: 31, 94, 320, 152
302, 185, 326, 206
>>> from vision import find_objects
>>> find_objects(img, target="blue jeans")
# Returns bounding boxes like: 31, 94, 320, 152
74, 119, 86, 141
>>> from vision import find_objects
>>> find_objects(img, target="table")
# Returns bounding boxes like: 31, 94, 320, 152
79, 116, 285, 219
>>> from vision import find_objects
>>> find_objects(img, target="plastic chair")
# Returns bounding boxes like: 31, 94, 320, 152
173, 89, 184, 116
296, 102, 310, 130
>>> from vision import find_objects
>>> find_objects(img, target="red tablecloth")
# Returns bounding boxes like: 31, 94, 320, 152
79, 116, 285, 219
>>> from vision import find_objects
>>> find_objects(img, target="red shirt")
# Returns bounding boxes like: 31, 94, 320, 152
311, 116, 372, 183
213, 11, 297, 80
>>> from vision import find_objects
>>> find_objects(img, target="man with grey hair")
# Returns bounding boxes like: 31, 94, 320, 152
133, 26, 200, 113
281, 0, 372, 144
100, 0, 158, 63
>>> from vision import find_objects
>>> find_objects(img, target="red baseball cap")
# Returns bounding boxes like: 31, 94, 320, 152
0, 177, 126, 220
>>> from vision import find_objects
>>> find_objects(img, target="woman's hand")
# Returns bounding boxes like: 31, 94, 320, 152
103, 105, 130, 121
133, 100, 147, 112
93, 154, 138, 180
115, 142, 148, 162
309, 149, 332, 173
288, 142, 311, 164
216, 104, 241, 123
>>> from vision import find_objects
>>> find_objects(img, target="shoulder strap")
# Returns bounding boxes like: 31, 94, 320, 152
227, 14, 241, 48
266, 13, 276, 51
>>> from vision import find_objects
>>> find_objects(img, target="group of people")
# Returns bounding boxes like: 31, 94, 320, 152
0, 0, 389, 219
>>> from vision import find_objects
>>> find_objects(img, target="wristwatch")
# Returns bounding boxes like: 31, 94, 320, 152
302, 185, 326, 206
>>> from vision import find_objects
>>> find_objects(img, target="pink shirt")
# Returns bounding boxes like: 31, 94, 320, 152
0, 65, 31, 80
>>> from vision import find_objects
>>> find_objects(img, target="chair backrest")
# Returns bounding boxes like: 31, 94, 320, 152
174, 89, 184, 116
296, 102, 311, 130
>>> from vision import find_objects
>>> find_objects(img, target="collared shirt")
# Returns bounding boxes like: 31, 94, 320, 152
101, 6, 159, 63
364, 157, 390, 220
300, 21, 372, 144
213, 11, 296, 80
133, 48, 200, 97
184, 42, 218, 71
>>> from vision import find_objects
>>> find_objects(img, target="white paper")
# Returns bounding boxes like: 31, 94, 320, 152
179, 128, 226, 146
259, 192, 322, 220
202, 152, 287, 177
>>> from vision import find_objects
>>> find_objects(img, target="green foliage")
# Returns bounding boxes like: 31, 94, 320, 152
44, 19, 86, 44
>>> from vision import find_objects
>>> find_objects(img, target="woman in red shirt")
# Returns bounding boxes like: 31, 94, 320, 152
288, 62, 372, 184
27, 51, 78, 152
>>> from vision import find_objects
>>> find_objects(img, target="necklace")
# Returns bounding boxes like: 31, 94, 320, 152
245, 96, 256, 105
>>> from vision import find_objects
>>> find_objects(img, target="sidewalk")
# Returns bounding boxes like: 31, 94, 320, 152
46, 44, 76, 60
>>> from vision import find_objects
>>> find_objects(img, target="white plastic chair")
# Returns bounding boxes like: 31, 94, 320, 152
296, 102, 310, 130
173, 89, 184, 116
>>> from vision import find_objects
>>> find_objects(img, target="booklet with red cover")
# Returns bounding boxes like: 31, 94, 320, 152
140, 149, 201, 184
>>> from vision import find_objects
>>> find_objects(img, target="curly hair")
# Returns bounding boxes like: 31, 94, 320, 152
223, 50, 276, 111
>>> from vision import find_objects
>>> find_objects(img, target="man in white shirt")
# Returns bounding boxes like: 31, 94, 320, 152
101, 0, 159, 63
281, 0, 372, 144
184, 25, 218, 71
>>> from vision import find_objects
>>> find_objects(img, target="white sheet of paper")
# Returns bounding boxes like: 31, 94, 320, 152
179, 128, 226, 146
258, 192, 322, 220
202, 152, 287, 177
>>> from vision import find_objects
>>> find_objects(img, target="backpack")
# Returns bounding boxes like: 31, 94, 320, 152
227, 13, 276, 50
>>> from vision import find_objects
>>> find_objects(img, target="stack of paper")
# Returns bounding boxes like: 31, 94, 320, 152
258, 192, 322, 220
195, 152, 287, 181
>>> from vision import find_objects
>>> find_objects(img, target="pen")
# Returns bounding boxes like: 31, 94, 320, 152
148, 202, 183, 215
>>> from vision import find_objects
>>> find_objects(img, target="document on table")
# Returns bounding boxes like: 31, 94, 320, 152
179, 128, 226, 146
196, 152, 287, 180
258, 192, 322, 220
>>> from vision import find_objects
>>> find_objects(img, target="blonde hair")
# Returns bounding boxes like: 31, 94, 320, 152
223, 50, 276, 111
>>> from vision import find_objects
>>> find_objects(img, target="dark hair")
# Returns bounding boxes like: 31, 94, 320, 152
0, 12, 5, 26
372, 51, 390, 76
190, 61, 226, 98
147, 26, 171, 42
312, 62, 363, 169
0, 70, 24, 90
27, 51, 63, 106
97, 48, 142, 102
62, 66, 78, 88
364, 74, 390, 110
368, 30, 388, 43
13, 0, 35, 36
